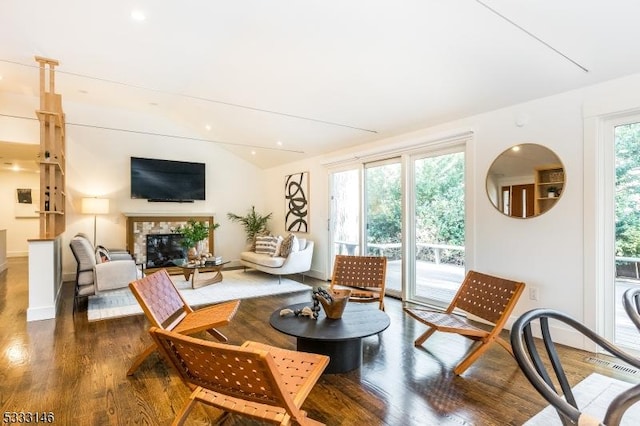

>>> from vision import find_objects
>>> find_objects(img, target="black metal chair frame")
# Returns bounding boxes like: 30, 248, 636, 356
623, 287, 640, 332
511, 308, 640, 425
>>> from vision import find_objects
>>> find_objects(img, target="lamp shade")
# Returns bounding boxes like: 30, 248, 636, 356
81, 197, 109, 215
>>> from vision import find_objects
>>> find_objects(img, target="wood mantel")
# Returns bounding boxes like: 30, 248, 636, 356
125, 215, 215, 272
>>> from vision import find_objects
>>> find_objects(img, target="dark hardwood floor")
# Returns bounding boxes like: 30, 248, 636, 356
0, 257, 631, 425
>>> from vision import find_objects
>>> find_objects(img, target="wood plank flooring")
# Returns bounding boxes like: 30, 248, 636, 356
0, 257, 632, 425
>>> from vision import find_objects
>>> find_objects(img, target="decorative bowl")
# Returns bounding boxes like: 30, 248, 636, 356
316, 289, 351, 319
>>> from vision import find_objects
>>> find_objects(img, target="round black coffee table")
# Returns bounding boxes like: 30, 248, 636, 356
269, 302, 390, 373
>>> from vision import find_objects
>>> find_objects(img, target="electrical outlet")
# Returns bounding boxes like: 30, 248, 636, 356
529, 286, 539, 301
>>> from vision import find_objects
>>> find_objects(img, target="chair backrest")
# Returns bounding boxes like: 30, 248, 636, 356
511, 308, 640, 425
129, 269, 189, 330
69, 234, 97, 286
450, 270, 525, 325
149, 327, 302, 421
331, 255, 387, 292
623, 287, 640, 332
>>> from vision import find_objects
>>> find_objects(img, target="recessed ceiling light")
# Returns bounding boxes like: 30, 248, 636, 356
131, 10, 146, 21
512, 146, 521, 152
205, 125, 211, 131
0, 75, 3, 81
149, 102, 158, 106
276, 141, 283, 146
251, 150, 256, 156
78, 89, 88, 94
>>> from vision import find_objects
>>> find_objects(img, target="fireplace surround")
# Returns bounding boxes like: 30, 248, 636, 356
125, 214, 215, 273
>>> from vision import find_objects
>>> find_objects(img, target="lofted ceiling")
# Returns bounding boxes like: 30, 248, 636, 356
1, 1, 640, 170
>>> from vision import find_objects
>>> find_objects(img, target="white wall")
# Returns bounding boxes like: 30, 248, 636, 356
262, 72, 640, 349
0, 93, 41, 257
0, 170, 40, 257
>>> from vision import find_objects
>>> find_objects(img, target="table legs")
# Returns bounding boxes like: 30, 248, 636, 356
297, 337, 363, 374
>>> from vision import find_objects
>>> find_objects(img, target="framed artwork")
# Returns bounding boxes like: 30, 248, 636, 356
15, 188, 39, 218
284, 171, 309, 233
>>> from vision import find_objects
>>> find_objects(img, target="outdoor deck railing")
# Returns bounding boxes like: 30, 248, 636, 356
616, 256, 640, 281
334, 241, 465, 265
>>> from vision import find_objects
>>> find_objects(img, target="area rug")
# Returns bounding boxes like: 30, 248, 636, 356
87, 269, 311, 322
524, 373, 640, 425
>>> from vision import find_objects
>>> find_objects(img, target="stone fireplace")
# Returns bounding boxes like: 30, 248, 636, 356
124, 214, 215, 271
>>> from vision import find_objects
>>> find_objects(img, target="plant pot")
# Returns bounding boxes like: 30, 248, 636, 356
187, 247, 198, 261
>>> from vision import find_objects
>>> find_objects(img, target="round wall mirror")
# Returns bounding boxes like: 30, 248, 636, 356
486, 143, 565, 218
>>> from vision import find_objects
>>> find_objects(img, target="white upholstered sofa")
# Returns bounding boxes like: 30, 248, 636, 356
240, 237, 313, 282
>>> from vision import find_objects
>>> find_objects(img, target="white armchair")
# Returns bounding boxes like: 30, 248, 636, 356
69, 234, 140, 312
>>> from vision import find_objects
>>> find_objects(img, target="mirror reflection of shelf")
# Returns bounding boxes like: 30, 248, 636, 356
486, 143, 565, 219
534, 164, 564, 214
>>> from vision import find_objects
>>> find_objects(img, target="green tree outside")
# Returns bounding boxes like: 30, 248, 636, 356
615, 122, 640, 258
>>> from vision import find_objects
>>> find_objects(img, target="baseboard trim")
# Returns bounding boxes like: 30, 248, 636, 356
27, 305, 56, 322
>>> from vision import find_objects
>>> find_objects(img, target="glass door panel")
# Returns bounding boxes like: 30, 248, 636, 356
613, 121, 640, 351
329, 169, 360, 275
365, 160, 402, 297
412, 151, 465, 307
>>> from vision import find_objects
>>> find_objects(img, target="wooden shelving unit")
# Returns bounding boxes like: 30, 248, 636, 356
534, 163, 564, 215
35, 56, 66, 238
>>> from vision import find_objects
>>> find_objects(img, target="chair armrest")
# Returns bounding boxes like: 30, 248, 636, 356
94, 260, 139, 293
281, 242, 314, 272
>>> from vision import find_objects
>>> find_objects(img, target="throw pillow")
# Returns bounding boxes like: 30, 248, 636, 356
272, 235, 284, 257
255, 235, 278, 255
95, 245, 111, 263
279, 234, 299, 257
251, 232, 271, 251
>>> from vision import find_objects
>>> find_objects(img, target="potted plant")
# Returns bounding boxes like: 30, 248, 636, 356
174, 219, 219, 260
227, 206, 273, 242
547, 186, 558, 198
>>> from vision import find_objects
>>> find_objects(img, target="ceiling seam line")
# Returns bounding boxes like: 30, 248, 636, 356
474, 0, 589, 73
0, 58, 378, 133
0, 112, 305, 153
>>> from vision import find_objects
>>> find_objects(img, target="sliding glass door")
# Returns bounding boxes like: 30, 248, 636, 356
409, 148, 465, 307
365, 159, 402, 297
328, 140, 467, 303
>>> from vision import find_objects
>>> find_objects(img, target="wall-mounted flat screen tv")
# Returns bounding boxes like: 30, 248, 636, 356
130, 157, 206, 202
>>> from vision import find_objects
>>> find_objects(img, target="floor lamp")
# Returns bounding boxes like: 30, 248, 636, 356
81, 197, 109, 247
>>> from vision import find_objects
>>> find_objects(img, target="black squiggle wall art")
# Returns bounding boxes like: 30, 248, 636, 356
285, 171, 309, 233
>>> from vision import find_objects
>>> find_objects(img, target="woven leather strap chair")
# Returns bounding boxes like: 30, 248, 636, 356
127, 269, 240, 376
149, 327, 329, 425
511, 308, 640, 426
623, 287, 640, 332
330, 255, 387, 311
404, 270, 525, 375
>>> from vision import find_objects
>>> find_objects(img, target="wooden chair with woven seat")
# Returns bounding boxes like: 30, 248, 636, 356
404, 270, 525, 375
329, 255, 388, 311
149, 327, 329, 425
126, 269, 240, 376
